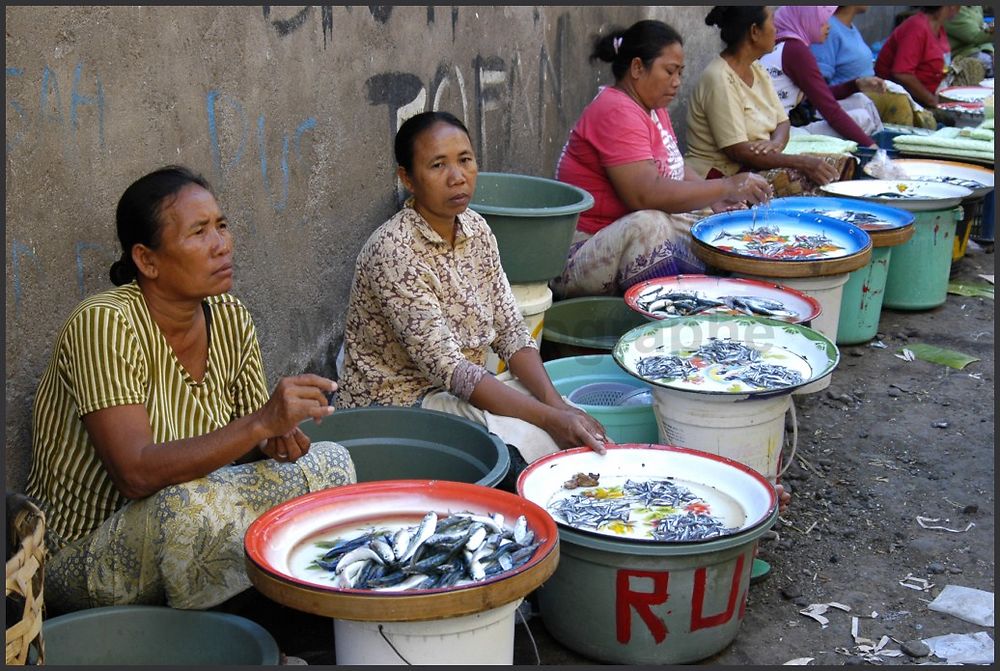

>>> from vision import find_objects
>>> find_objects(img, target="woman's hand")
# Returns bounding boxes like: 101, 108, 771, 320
800, 156, 841, 186
856, 76, 888, 94
723, 173, 772, 206
261, 427, 311, 463
258, 374, 336, 439
542, 404, 610, 455
746, 140, 783, 156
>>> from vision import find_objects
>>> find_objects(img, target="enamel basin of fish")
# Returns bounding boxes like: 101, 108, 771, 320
624, 274, 821, 324
820, 180, 972, 212
244, 480, 559, 620
517, 444, 777, 544
613, 314, 838, 397
862, 160, 994, 200
765, 196, 918, 235
691, 209, 870, 261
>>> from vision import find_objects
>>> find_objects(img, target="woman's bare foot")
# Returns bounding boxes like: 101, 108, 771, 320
775, 483, 791, 513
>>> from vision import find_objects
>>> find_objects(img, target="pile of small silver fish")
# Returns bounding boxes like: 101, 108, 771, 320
651, 513, 737, 542
722, 362, 803, 388
807, 208, 885, 228
548, 478, 738, 542
636, 354, 698, 381
309, 511, 540, 591
932, 176, 984, 189
635, 286, 795, 319
692, 338, 762, 365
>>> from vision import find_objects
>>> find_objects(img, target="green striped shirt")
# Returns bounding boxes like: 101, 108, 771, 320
25, 282, 269, 551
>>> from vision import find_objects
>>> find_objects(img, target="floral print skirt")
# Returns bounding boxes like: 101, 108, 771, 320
550, 209, 705, 299
44, 441, 356, 613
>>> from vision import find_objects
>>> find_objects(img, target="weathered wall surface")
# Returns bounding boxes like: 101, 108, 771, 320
4, 5, 906, 490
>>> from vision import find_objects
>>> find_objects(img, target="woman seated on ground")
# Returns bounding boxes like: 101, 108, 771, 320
945, 4, 994, 81
761, 6, 886, 146
875, 5, 961, 112
336, 111, 608, 481
811, 5, 937, 129
26, 166, 355, 614
686, 7, 845, 198
551, 19, 772, 300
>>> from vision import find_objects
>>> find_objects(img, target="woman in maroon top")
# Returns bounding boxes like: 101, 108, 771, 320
762, 5, 886, 148
875, 5, 961, 110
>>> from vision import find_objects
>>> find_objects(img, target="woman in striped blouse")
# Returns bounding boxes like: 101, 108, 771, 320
26, 166, 356, 612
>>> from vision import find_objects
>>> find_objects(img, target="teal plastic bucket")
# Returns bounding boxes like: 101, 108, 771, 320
470, 172, 594, 283
837, 247, 893, 345
41, 606, 280, 665
883, 208, 961, 310
537, 523, 775, 664
301, 407, 509, 487
544, 355, 658, 444
541, 297, 649, 359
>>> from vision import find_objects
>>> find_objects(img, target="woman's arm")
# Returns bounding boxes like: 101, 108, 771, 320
83, 374, 335, 499
605, 160, 771, 212
892, 71, 938, 108
470, 354, 607, 453
721, 140, 841, 185
781, 40, 875, 146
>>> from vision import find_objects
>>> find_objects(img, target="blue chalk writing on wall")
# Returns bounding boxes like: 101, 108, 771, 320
70, 62, 105, 147
40, 66, 64, 125
206, 90, 249, 180
6, 67, 27, 152
206, 89, 317, 212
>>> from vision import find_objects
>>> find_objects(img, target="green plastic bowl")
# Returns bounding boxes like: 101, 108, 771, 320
42, 606, 280, 665
542, 297, 650, 359
470, 172, 594, 283
302, 407, 509, 487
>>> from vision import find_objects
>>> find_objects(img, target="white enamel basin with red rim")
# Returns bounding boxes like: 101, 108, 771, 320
517, 444, 777, 544
243, 480, 559, 621
624, 274, 822, 324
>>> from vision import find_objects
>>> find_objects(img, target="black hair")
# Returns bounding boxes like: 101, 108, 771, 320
590, 20, 683, 81
110, 165, 213, 286
705, 6, 770, 51
394, 111, 472, 173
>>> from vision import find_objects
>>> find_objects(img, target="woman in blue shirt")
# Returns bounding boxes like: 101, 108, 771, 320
812, 5, 936, 128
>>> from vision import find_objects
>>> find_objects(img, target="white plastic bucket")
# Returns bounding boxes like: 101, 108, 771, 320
486, 282, 553, 374
332, 598, 522, 665
734, 272, 849, 394
651, 388, 790, 481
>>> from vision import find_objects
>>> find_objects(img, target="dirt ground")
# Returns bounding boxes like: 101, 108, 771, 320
226, 241, 995, 666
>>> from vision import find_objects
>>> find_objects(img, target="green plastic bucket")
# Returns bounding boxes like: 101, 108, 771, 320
537, 525, 773, 664
883, 208, 961, 310
541, 297, 649, 360
469, 172, 594, 283
544, 355, 658, 444
302, 407, 509, 487
41, 606, 280, 665
837, 247, 894, 345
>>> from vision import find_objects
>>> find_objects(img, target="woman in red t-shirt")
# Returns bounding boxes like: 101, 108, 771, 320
875, 5, 962, 109
552, 19, 771, 299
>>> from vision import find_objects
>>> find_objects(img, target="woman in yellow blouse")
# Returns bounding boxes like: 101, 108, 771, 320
685, 6, 844, 195
27, 166, 355, 613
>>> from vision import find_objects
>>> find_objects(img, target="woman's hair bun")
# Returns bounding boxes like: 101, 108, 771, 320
705, 6, 728, 27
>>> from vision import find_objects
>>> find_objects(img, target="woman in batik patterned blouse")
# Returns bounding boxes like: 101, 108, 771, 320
338, 112, 609, 479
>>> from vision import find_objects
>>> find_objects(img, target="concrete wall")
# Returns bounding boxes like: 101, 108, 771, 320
4, 5, 907, 490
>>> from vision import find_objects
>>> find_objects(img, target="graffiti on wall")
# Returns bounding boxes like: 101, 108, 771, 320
6, 62, 105, 154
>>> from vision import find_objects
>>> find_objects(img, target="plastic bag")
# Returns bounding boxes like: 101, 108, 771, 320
864, 149, 907, 180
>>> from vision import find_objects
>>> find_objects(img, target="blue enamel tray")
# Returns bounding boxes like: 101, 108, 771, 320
690, 209, 871, 262
767, 196, 915, 232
